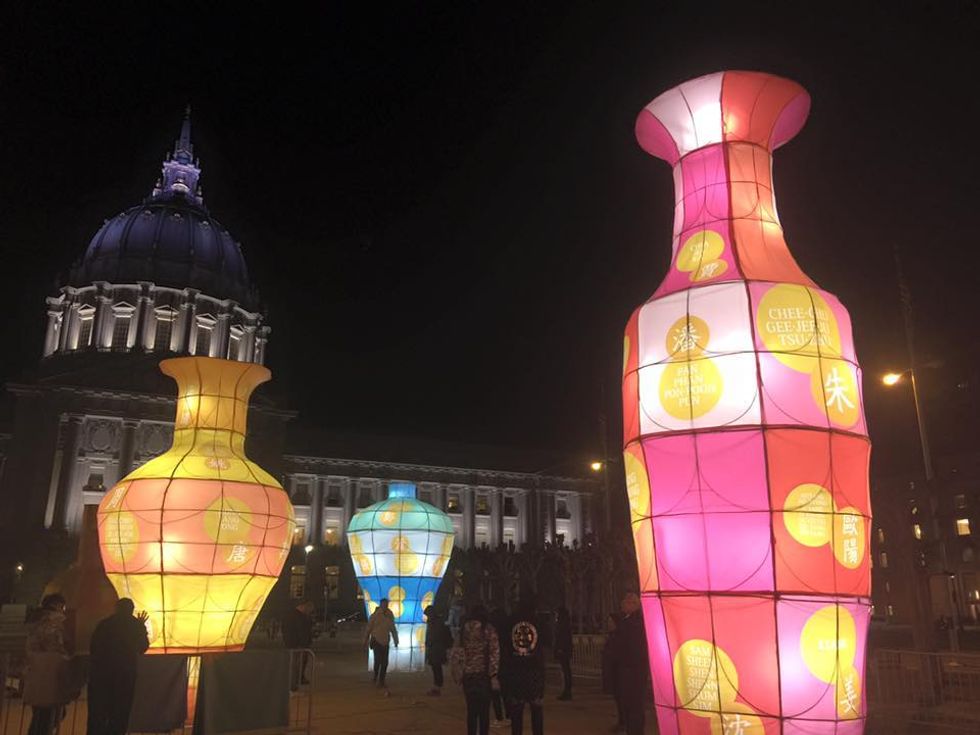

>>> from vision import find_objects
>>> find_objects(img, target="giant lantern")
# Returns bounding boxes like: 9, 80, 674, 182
347, 482, 455, 671
97, 356, 295, 653
622, 72, 870, 734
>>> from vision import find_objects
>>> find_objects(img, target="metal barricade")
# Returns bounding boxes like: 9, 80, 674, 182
570, 634, 605, 674
1, 649, 317, 735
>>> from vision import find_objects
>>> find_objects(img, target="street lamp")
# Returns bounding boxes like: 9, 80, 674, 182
304, 544, 314, 555
881, 366, 958, 650
589, 461, 603, 472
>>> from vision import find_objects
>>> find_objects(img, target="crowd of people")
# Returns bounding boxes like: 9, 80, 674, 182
346, 591, 649, 735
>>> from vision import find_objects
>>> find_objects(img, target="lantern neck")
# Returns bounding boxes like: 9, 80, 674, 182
387, 483, 417, 499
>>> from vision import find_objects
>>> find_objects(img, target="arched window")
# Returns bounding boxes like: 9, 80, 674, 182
75, 306, 95, 349
194, 315, 215, 357
154, 307, 177, 352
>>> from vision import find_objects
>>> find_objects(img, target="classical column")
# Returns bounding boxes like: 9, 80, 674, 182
310, 478, 325, 546
242, 324, 257, 362
43, 299, 64, 356
92, 285, 113, 350
117, 419, 140, 479
517, 492, 529, 547
60, 301, 78, 351
490, 491, 503, 548
462, 487, 476, 549
342, 478, 356, 546
255, 326, 270, 365
52, 414, 84, 531
541, 490, 557, 544
572, 493, 585, 545
178, 289, 199, 353
136, 283, 155, 351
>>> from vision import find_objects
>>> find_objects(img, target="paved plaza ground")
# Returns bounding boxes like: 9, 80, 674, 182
304, 643, 637, 734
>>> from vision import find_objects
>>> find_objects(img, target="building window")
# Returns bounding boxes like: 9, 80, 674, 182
228, 327, 243, 360
326, 486, 342, 507
963, 547, 976, 563
111, 310, 133, 349
292, 526, 306, 547
887, 604, 895, 617
447, 493, 461, 513
83, 472, 105, 493
913, 524, 922, 540
357, 488, 374, 508
290, 565, 306, 599
154, 308, 176, 351
476, 494, 490, 515
955, 494, 968, 509
324, 566, 340, 600
877, 528, 885, 544
194, 317, 215, 357
504, 497, 518, 517
956, 518, 972, 536
323, 526, 339, 546
556, 499, 571, 520
76, 308, 95, 349
879, 552, 888, 568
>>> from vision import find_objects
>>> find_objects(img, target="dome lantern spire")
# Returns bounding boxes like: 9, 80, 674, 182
155, 105, 203, 205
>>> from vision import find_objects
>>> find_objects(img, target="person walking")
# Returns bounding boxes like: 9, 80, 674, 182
553, 606, 573, 701
504, 600, 544, 735
282, 600, 315, 691
607, 593, 647, 735
451, 605, 500, 735
487, 606, 510, 728
23, 594, 70, 735
424, 605, 452, 696
364, 598, 399, 695
87, 598, 150, 735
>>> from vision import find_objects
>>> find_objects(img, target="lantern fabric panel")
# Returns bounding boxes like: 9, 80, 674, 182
97, 357, 295, 654
347, 482, 454, 672
624, 71, 870, 734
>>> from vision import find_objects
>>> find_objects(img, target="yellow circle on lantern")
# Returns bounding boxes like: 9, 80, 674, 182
364, 591, 378, 616
665, 315, 710, 361
833, 506, 866, 570
391, 534, 420, 575
756, 284, 843, 372
783, 484, 834, 547
659, 359, 723, 420
388, 585, 406, 618
415, 625, 426, 646
673, 639, 739, 714
691, 259, 728, 283
103, 511, 139, 562
677, 231, 725, 273
800, 604, 857, 683
836, 664, 863, 719
441, 535, 455, 555
421, 591, 435, 616
379, 510, 400, 526
623, 450, 651, 522
810, 358, 860, 428
204, 497, 252, 544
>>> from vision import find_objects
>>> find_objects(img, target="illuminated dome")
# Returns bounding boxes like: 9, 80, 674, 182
43, 108, 270, 366
70, 198, 253, 307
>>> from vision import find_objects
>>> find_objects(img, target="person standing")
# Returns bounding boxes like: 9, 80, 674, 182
553, 606, 573, 701
282, 600, 315, 690
487, 606, 510, 728
87, 598, 150, 735
424, 605, 451, 696
607, 593, 647, 735
451, 605, 500, 735
504, 600, 544, 735
364, 598, 399, 695
24, 594, 69, 735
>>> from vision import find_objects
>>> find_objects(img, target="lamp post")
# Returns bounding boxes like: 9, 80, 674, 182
882, 368, 958, 650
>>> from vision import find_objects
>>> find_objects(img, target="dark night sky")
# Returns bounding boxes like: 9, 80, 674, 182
2, 2, 978, 476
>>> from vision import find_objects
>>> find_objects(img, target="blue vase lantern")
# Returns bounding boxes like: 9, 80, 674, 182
347, 482, 455, 671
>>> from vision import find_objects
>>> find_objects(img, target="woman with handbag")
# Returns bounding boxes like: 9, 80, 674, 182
23, 594, 70, 735
451, 605, 500, 735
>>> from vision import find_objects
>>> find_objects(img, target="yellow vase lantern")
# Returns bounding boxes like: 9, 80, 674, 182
97, 357, 296, 653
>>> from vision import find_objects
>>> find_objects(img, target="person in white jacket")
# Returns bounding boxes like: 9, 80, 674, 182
364, 599, 399, 693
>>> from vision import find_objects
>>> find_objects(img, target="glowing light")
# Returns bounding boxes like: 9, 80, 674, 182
882, 372, 903, 386
624, 71, 870, 734
97, 357, 295, 653
590, 461, 603, 472
347, 482, 454, 672
304, 544, 314, 554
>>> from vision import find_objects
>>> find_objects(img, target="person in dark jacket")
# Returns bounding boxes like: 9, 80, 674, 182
282, 601, 315, 690
451, 605, 501, 735
487, 606, 510, 725
607, 593, 647, 735
553, 606, 573, 701
424, 605, 452, 695
87, 598, 150, 735
503, 600, 544, 735
24, 594, 69, 735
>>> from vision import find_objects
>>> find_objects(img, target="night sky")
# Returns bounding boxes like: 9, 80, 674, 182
2, 3, 978, 476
